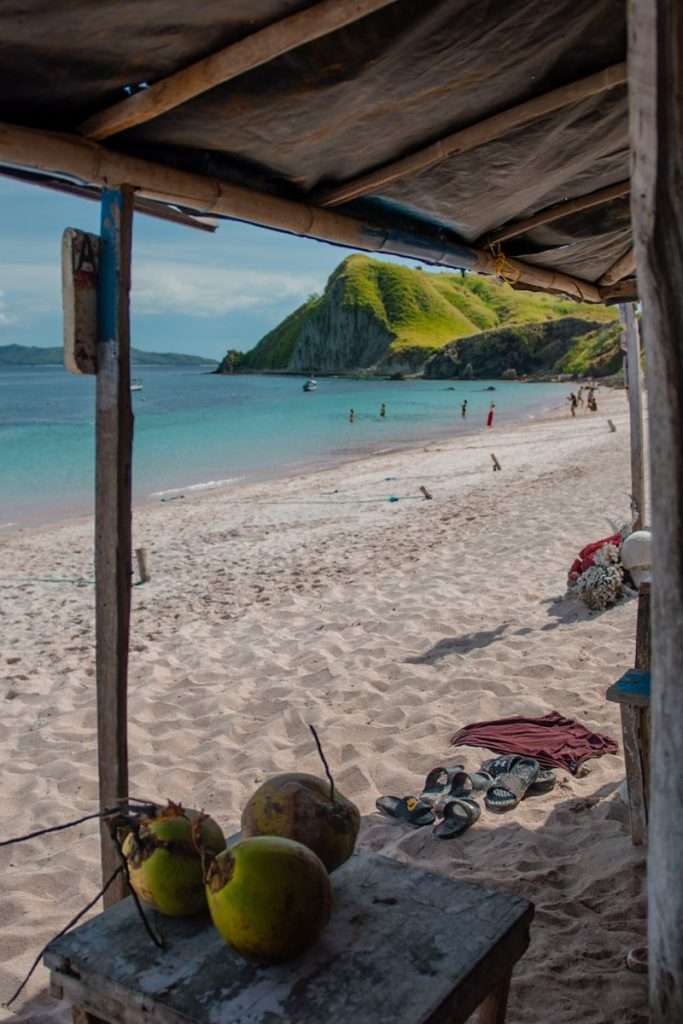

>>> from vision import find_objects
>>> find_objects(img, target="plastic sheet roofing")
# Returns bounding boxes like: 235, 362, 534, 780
0, 0, 633, 296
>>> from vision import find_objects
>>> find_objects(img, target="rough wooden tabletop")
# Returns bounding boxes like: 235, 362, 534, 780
45, 852, 533, 1024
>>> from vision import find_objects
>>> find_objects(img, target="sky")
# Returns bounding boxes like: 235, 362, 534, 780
0, 177, 425, 362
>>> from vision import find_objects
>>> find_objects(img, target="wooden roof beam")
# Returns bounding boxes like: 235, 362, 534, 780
317, 63, 627, 207
598, 246, 636, 285
599, 277, 638, 303
78, 0, 400, 141
481, 180, 631, 247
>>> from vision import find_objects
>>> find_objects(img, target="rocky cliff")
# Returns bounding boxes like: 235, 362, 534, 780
224, 255, 618, 376
423, 318, 622, 379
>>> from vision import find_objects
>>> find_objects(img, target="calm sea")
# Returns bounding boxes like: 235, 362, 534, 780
0, 366, 569, 526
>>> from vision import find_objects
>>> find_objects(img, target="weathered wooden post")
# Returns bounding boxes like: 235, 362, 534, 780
619, 302, 645, 529
629, 0, 683, 1017
95, 185, 134, 905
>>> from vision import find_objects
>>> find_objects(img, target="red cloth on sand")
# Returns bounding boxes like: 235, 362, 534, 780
568, 532, 621, 582
450, 711, 618, 775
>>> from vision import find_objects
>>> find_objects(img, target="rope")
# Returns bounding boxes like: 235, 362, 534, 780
4, 866, 124, 1008
490, 243, 522, 285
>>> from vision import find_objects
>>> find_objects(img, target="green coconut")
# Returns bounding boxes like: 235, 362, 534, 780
122, 802, 225, 916
241, 773, 360, 872
205, 835, 332, 962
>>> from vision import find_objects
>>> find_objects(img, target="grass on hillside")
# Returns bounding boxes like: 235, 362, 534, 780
554, 322, 624, 377
238, 253, 618, 369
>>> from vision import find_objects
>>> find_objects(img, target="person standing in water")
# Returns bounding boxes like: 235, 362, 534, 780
486, 402, 495, 428
380, 402, 386, 418
461, 399, 468, 418
349, 408, 355, 423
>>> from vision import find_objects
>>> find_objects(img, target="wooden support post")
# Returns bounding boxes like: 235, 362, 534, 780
477, 969, 512, 1024
629, 0, 683, 1017
619, 303, 645, 529
95, 185, 134, 906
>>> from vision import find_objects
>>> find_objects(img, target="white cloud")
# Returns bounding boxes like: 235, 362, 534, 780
132, 260, 321, 317
0, 289, 18, 327
0, 255, 321, 321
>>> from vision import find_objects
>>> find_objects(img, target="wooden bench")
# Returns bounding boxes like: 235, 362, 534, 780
45, 851, 533, 1024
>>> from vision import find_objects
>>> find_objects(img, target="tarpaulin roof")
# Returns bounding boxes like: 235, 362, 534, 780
0, 0, 633, 297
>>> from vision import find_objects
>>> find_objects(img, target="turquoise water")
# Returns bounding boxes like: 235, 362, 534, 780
0, 366, 568, 526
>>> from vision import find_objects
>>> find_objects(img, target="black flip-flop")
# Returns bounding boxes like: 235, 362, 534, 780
484, 757, 540, 813
421, 765, 468, 806
376, 795, 435, 827
481, 755, 556, 796
433, 796, 481, 839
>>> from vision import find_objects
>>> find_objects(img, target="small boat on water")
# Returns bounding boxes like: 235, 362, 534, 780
302, 378, 317, 392
130, 380, 143, 392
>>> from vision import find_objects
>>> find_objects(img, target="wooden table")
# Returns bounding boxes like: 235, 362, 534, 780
45, 852, 533, 1024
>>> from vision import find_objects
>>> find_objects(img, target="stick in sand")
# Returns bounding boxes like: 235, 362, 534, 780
419, 485, 433, 500
491, 454, 502, 471
135, 546, 150, 583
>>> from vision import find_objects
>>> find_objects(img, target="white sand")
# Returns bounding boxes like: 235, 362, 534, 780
0, 391, 647, 1023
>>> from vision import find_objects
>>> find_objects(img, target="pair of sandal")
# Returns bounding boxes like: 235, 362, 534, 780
376, 756, 556, 837
376, 765, 480, 839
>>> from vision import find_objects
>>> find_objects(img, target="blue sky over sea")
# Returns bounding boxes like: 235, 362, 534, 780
0, 178, 424, 362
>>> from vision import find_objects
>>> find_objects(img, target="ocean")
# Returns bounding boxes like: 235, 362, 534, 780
0, 366, 569, 526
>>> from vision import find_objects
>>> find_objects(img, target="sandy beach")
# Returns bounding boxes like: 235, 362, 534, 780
0, 389, 647, 1023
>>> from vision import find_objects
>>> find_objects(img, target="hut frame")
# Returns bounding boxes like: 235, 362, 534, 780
0, 0, 680, 1018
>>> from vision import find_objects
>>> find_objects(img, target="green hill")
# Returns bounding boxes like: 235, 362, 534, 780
230, 254, 617, 375
0, 344, 215, 366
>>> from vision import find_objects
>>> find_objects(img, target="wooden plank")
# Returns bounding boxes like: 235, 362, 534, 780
620, 303, 645, 529
621, 704, 647, 846
0, 120, 603, 303
483, 180, 630, 247
45, 853, 533, 1024
317, 63, 627, 207
599, 278, 639, 303
635, 582, 651, 673
79, 0, 400, 140
599, 246, 636, 285
629, 0, 683, 1017
95, 185, 134, 906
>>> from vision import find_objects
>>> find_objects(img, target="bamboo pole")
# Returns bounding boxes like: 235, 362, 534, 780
619, 303, 645, 529
0, 120, 602, 301
79, 0, 399, 140
317, 63, 627, 207
95, 185, 134, 906
483, 181, 630, 247
599, 246, 636, 285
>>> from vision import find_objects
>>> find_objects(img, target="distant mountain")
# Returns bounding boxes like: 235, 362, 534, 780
222, 254, 617, 376
0, 344, 216, 367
